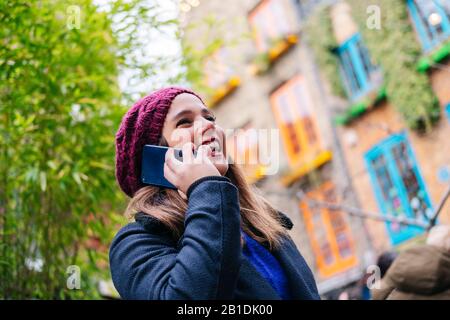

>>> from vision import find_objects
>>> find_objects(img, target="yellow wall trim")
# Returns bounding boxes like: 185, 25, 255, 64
208, 76, 241, 108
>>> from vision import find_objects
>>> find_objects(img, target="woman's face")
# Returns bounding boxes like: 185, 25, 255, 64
162, 93, 229, 176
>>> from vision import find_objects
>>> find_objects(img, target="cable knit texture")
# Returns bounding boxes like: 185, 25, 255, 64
115, 87, 205, 198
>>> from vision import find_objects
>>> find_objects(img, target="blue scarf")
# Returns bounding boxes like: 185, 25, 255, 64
241, 231, 292, 300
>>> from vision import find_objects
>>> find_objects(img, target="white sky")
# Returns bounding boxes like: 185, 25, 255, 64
94, 0, 185, 101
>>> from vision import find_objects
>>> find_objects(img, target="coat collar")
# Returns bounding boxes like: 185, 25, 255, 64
270, 236, 320, 299
135, 211, 318, 299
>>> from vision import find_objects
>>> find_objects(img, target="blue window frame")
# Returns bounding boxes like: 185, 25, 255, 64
445, 103, 450, 123
336, 33, 378, 101
364, 133, 433, 245
407, 0, 450, 52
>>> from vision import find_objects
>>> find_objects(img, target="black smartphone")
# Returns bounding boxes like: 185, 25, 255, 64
141, 145, 183, 189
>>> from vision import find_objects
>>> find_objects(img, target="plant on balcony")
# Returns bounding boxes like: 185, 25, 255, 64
304, 5, 347, 98
347, 0, 440, 132
251, 34, 299, 75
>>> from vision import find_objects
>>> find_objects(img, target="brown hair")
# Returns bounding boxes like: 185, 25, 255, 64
125, 139, 289, 250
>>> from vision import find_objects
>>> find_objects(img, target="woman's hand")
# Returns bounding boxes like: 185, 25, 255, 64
164, 142, 220, 195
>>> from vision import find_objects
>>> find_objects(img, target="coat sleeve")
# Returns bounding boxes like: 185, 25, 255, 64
109, 176, 242, 300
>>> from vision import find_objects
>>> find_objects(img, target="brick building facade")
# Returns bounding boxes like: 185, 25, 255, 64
180, 0, 450, 298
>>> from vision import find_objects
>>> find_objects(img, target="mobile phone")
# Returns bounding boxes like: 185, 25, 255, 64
141, 145, 183, 189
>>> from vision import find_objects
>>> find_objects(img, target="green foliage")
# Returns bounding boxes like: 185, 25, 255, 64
253, 51, 271, 74
305, 1, 441, 131
304, 5, 347, 98
417, 41, 450, 72
348, 0, 440, 131
0, 0, 176, 299
107, 0, 180, 103
179, 14, 249, 97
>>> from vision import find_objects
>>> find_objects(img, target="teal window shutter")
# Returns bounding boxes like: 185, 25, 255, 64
336, 33, 378, 101
407, 0, 450, 52
364, 132, 433, 245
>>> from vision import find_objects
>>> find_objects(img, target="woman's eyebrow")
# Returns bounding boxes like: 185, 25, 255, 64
171, 109, 193, 121
201, 108, 213, 116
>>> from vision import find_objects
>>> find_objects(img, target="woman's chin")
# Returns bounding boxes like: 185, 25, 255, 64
211, 155, 229, 175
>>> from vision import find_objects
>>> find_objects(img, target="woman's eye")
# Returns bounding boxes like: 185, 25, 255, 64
176, 118, 192, 127
205, 115, 216, 122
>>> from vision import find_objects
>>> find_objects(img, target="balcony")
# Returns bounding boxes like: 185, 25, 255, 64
207, 75, 241, 108
249, 34, 299, 75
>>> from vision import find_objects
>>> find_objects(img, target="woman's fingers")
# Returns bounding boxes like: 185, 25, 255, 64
164, 143, 219, 194
165, 147, 182, 173
196, 144, 212, 163
164, 162, 177, 186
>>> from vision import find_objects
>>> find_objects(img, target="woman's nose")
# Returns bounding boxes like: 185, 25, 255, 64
197, 117, 215, 135
192, 117, 215, 144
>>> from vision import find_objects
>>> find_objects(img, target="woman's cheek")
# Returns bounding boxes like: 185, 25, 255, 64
170, 128, 193, 147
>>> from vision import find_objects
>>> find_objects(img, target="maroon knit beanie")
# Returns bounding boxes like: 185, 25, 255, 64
115, 86, 205, 198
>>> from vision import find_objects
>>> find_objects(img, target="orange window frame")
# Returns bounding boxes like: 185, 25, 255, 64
248, 0, 288, 52
270, 75, 323, 168
300, 182, 358, 278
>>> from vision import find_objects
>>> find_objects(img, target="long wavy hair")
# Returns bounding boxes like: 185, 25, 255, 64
125, 138, 288, 250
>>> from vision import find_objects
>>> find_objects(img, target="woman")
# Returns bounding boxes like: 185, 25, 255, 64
109, 87, 320, 300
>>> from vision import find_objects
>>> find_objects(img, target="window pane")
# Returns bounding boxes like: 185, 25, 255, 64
414, 0, 447, 41
311, 205, 334, 266
323, 188, 353, 259
277, 94, 301, 154
293, 82, 312, 117
293, 81, 318, 145
302, 117, 317, 144
356, 39, 375, 80
277, 94, 295, 123
391, 142, 432, 220
338, 34, 378, 99
271, 0, 290, 36
254, 13, 270, 50
339, 48, 361, 95
204, 48, 233, 88
371, 154, 406, 233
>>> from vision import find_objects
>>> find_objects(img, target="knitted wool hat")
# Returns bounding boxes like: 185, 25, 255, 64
115, 87, 205, 198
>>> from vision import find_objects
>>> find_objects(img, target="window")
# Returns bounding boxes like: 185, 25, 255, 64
407, 0, 450, 52
300, 182, 357, 278
365, 133, 433, 245
249, 0, 293, 52
270, 75, 322, 168
204, 47, 234, 89
337, 33, 378, 101
445, 103, 450, 123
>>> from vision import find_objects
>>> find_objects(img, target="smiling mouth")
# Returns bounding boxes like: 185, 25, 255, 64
200, 138, 222, 156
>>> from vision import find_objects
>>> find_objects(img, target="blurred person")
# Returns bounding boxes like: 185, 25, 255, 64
377, 251, 398, 279
109, 87, 320, 300
371, 225, 450, 300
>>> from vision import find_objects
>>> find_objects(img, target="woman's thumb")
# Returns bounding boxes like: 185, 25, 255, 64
196, 144, 212, 162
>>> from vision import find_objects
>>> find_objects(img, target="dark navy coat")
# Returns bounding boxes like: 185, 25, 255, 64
109, 176, 320, 300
